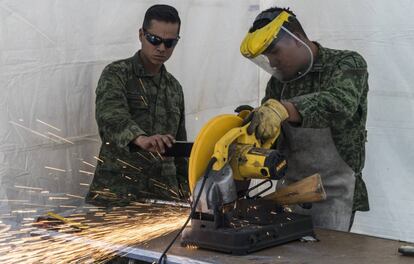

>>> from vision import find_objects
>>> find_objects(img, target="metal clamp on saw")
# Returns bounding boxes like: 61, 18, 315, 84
181, 110, 326, 254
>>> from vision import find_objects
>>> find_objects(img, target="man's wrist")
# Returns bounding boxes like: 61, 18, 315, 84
133, 135, 147, 147
281, 101, 301, 123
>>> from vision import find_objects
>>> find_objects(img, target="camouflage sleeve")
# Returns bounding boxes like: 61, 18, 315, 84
288, 54, 368, 128
176, 88, 187, 141
174, 88, 189, 198
95, 64, 147, 149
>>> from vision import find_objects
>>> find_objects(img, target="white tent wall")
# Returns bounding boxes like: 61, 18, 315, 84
260, 0, 414, 242
0, 0, 260, 220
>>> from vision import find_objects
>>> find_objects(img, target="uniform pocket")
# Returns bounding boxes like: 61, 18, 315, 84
165, 105, 181, 135
126, 91, 152, 134
126, 91, 149, 110
167, 106, 181, 117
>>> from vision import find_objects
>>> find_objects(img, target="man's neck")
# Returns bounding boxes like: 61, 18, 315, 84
139, 52, 162, 75
309, 41, 319, 61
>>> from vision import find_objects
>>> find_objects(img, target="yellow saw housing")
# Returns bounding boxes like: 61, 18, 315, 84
188, 114, 242, 193
188, 111, 287, 193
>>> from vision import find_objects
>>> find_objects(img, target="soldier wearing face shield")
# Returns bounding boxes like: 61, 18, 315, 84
240, 7, 369, 231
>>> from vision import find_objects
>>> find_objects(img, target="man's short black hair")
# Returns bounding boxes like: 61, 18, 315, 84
143, 4, 181, 34
250, 7, 307, 39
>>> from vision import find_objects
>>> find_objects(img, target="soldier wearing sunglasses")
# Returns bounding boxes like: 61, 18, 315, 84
87, 5, 188, 206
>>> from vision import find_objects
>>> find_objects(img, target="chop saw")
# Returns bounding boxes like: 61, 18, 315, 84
180, 110, 326, 254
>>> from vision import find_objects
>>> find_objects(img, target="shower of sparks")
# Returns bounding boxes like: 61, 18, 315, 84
48, 197, 69, 200
11, 210, 38, 214
186, 244, 199, 250
0, 200, 29, 203
47, 132, 74, 144
82, 161, 96, 168
148, 179, 180, 199
65, 194, 84, 199
59, 205, 77, 208
93, 156, 104, 163
116, 159, 141, 172
14, 185, 43, 191
148, 152, 158, 161
79, 170, 94, 175
44, 166, 66, 172
22, 203, 56, 208
156, 152, 164, 160
134, 151, 152, 162
0, 203, 189, 263
138, 79, 147, 94
35, 119, 61, 131
9, 121, 60, 143
140, 95, 148, 106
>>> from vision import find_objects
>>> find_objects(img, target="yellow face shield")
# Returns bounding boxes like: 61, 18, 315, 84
240, 11, 291, 58
240, 10, 314, 83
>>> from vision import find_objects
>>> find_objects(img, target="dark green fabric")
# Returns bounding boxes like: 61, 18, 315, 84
86, 51, 188, 207
263, 43, 369, 211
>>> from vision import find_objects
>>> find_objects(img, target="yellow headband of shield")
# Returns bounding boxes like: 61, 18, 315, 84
240, 10, 291, 58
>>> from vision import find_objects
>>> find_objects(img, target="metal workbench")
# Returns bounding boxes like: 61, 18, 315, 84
15, 202, 411, 264
119, 228, 414, 264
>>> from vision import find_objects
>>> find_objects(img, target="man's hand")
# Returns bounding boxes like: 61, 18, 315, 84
245, 99, 289, 141
133, 134, 175, 153
234, 105, 254, 113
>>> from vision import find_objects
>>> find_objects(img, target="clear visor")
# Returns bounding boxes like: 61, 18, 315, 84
250, 27, 314, 83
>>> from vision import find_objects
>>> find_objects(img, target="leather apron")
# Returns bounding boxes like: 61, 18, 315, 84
276, 123, 355, 231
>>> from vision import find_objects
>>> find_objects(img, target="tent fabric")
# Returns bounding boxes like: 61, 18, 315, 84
1, 0, 413, 243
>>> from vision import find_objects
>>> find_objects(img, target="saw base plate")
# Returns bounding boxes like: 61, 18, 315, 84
181, 212, 314, 255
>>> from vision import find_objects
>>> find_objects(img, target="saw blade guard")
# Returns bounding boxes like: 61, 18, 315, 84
188, 112, 283, 194
188, 114, 243, 193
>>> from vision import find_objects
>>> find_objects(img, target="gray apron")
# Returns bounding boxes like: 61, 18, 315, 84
276, 123, 355, 231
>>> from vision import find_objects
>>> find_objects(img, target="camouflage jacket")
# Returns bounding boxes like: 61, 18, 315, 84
263, 43, 369, 211
87, 51, 188, 206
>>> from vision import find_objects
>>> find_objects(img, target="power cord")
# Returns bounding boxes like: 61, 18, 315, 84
156, 157, 217, 264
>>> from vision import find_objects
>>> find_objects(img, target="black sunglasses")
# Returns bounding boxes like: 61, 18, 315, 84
143, 30, 180, 49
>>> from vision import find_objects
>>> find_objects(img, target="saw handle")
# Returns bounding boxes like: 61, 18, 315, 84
263, 173, 326, 205
236, 110, 279, 149
212, 123, 277, 171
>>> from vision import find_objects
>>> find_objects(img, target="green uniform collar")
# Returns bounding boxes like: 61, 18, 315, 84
132, 51, 167, 78
310, 42, 326, 72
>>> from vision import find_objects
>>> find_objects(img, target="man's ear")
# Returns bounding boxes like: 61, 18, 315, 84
292, 32, 306, 47
138, 28, 143, 43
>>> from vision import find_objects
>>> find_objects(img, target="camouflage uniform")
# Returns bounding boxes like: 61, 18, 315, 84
86, 51, 188, 207
263, 43, 369, 212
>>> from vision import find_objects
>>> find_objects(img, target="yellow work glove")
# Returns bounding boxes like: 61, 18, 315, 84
245, 99, 289, 141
